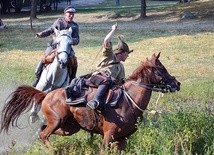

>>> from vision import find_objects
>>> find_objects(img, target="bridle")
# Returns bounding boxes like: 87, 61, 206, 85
122, 65, 172, 116
126, 80, 170, 93
57, 33, 73, 40
44, 64, 69, 90
55, 33, 73, 56
146, 64, 174, 93
125, 65, 173, 93
44, 33, 73, 90
122, 80, 165, 110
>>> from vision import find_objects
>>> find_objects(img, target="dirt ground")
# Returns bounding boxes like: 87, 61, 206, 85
59, 0, 106, 7
59, 0, 214, 32
75, 11, 214, 33
3, 0, 214, 32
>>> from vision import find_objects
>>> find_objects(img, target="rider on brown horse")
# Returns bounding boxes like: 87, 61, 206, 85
65, 24, 133, 110
33, 6, 79, 87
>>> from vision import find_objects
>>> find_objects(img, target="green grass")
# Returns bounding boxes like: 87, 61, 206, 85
0, 0, 214, 154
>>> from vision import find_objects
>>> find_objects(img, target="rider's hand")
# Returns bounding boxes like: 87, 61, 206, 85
112, 23, 118, 30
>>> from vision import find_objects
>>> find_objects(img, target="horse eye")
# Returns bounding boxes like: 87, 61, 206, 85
153, 69, 160, 76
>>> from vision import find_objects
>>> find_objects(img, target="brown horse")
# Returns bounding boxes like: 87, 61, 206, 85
0, 53, 180, 151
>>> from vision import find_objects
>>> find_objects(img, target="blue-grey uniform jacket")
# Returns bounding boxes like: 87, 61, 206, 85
39, 18, 80, 51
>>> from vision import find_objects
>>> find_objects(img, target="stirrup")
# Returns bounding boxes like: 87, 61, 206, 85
66, 98, 72, 103
87, 100, 99, 110
66, 97, 86, 105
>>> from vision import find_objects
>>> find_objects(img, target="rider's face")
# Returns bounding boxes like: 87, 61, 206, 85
64, 12, 75, 22
116, 52, 129, 62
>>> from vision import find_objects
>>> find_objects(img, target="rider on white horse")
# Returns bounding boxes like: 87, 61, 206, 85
30, 7, 79, 123
33, 6, 79, 87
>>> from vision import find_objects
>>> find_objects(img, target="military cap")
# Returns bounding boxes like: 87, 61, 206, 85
114, 36, 133, 54
64, 6, 76, 13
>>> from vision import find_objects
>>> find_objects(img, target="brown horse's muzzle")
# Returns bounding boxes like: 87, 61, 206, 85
167, 78, 181, 92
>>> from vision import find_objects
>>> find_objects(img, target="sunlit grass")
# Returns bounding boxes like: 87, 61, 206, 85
1, 26, 213, 155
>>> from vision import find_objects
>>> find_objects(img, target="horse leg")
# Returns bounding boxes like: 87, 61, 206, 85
101, 131, 115, 151
101, 132, 126, 154
54, 126, 80, 136
54, 116, 80, 136
100, 132, 116, 155
114, 137, 126, 153
29, 103, 41, 123
39, 118, 60, 148
39, 106, 61, 148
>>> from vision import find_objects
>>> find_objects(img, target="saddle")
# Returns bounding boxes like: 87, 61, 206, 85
43, 50, 56, 64
65, 77, 123, 108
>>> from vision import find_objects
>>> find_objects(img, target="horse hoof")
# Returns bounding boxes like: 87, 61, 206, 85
29, 112, 39, 123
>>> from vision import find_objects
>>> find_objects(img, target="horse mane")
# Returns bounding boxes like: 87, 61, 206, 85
127, 60, 149, 81
127, 53, 160, 80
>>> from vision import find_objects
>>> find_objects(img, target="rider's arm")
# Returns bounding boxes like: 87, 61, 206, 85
103, 24, 117, 49
36, 19, 61, 38
70, 22, 80, 46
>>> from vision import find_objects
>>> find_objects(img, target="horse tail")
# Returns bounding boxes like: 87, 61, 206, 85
0, 85, 46, 133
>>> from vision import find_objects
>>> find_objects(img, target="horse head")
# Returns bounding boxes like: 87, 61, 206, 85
54, 27, 73, 68
128, 52, 180, 93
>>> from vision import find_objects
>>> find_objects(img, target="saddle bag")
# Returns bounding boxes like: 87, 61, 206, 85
90, 73, 110, 86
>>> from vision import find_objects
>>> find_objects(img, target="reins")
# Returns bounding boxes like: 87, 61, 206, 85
122, 86, 144, 113
58, 33, 73, 40
43, 33, 72, 90
126, 80, 169, 93
122, 80, 165, 115
44, 63, 69, 89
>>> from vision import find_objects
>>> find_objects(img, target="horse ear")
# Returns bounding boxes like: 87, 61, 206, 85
152, 52, 161, 59
156, 52, 161, 59
152, 53, 156, 58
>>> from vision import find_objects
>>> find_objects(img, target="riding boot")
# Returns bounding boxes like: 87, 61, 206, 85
65, 86, 73, 102
87, 84, 109, 110
32, 60, 44, 87
64, 79, 77, 102
70, 64, 77, 81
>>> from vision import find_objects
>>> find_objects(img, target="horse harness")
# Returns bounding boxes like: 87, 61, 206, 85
122, 80, 166, 119
43, 50, 76, 89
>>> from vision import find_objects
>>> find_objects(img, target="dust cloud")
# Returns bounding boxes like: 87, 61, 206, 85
0, 83, 42, 153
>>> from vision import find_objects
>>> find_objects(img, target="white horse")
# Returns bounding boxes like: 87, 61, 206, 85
30, 27, 74, 123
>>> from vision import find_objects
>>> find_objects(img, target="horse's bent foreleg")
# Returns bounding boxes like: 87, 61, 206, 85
39, 105, 61, 147
39, 119, 60, 147
102, 132, 126, 153
114, 137, 126, 153
54, 116, 81, 136
102, 131, 114, 150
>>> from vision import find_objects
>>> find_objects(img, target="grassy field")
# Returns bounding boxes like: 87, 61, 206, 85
0, 0, 214, 154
